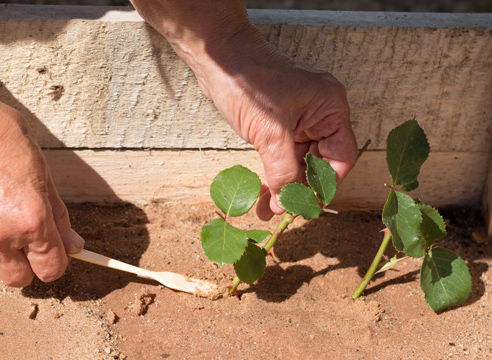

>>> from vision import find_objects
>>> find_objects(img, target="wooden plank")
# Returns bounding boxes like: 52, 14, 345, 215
484, 157, 492, 236
0, 7, 491, 152
3, 5, 492, 27
44, 149, 489, 211
248, 10, 492, 28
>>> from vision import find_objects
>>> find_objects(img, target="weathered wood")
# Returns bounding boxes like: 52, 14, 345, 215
44, 149, 488, 210
1, 6, 491, 152
484, 158, 492, 236
1, 6, 491, 218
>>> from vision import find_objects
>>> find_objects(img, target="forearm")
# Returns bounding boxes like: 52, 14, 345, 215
129, 0, 254, 59
129, 1, 275, 97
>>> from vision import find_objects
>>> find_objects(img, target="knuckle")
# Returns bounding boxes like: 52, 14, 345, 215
20, 202, 48, 240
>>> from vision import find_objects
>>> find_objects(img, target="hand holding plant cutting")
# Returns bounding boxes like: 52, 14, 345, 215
129, 0, 358, 221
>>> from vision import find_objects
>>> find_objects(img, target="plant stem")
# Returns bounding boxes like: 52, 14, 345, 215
352, 229, 393, 300
228, 212, 296, 295
229, 276, 241, 295
263, 212, 296, 254
357, 139, 371, 158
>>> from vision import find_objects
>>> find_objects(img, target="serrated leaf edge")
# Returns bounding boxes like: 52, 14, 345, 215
420, 249, 472, 312
279, 183, 322, 220
304, 153, 337, 206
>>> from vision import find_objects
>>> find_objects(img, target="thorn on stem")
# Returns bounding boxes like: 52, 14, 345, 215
322, 207, 339, 214
215, 210, 225, 220
358, 139, 371, 159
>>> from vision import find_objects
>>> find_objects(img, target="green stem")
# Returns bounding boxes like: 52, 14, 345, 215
229, 276, 241, 294
352, 230, 393, 300
228, 212, 296, 295
263, 212, 296, 253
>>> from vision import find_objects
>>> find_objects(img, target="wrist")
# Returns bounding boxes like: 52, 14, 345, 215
181, 24, 275, 95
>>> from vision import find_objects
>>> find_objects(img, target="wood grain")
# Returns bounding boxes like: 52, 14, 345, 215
484, 159, 492, 236
0, 8, 491, 152
44, 149, 488, 211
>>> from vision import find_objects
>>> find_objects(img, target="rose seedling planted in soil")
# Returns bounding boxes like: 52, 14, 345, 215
200, 119, 472, 312
200, 152, 337, 295
352, 119, 472, 312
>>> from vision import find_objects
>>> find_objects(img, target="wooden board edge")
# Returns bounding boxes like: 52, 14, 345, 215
2, 5, 491, 29
483, 156, 492, 236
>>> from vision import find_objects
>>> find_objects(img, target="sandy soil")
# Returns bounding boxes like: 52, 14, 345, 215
1, 202, 491, 359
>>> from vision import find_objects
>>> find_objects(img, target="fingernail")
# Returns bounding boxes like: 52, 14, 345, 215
274, 194, 285, 210
69, 229, 85, 249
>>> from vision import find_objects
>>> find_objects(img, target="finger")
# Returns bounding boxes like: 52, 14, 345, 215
257, 128, 302, 204
47, 177, 83, 254
24, 232, 68, 283
308, 142, 322, 158
0, 248, 35, 287
317, 123, 358, 183
23, 202, 69, 283
256, 185, 274, 221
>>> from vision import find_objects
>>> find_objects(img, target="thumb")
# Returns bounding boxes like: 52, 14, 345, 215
257, 132, 302, 215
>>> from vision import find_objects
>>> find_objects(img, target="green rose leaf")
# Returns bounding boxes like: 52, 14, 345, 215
419, 204, 447, 248
246, 229, 271, 244
200, 218, 248, 265
210, 165, 261, 217
402, 180, 419, 192
305, 153, 337, 206
420, 248, 472, 313
279, 183, 322, 220
386, 119, 430, 187
382, 189, 424, 258
234, 243, 266, 284
404, 238, 427, 258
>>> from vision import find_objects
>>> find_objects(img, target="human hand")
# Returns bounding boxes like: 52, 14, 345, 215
130, 0, 358, 220
195, 31, 358, 220
0, 103, 84, 287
